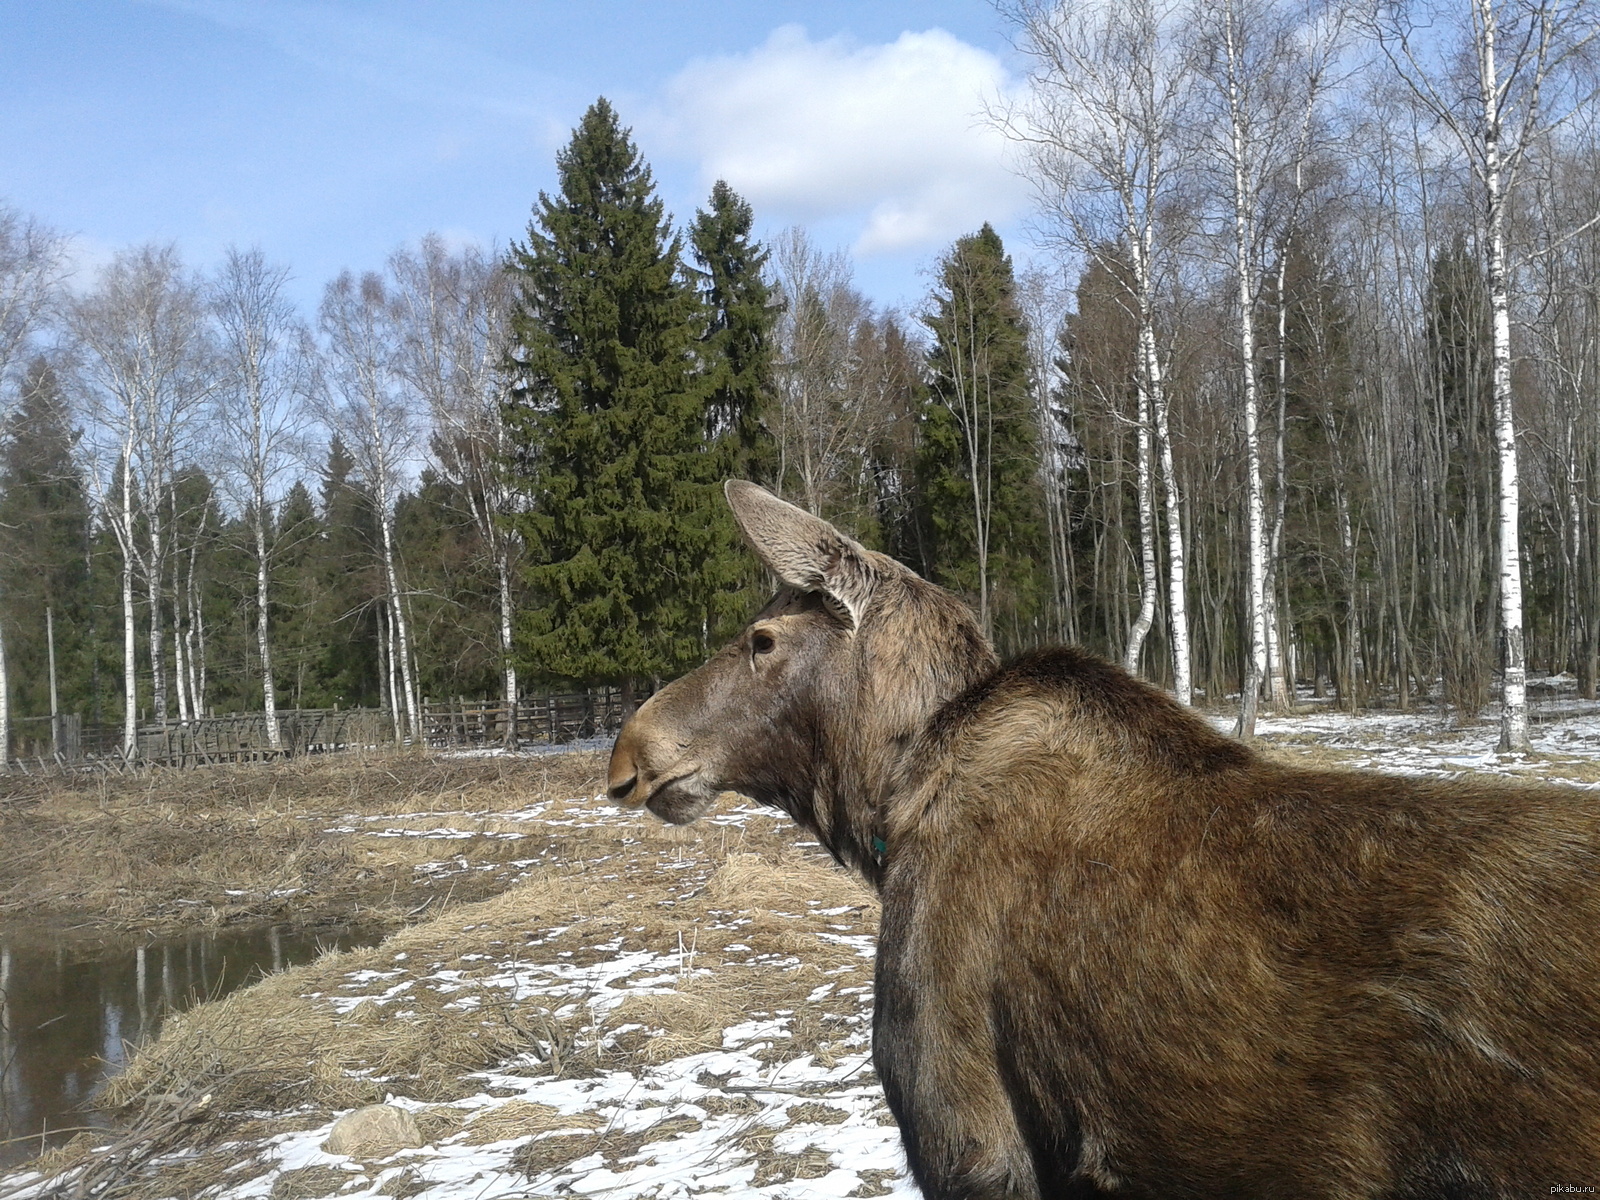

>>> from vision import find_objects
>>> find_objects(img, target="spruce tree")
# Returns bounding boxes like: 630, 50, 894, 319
503, 98, 734, 698
689, 180, 780, 638
690, 180, 778, 483
917, 224, 1046, 651
270, 479, 323, 708
313, 436, 382, 707
0, 358, 90, 721
395, 471, 500, 701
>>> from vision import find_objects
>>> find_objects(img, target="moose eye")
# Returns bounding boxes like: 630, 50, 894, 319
752, 630, 777, 655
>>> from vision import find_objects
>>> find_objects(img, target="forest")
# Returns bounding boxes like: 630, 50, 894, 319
0, 0, 1596, 760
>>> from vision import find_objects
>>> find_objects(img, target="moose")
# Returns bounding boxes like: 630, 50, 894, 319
607, 481, 1600, 1199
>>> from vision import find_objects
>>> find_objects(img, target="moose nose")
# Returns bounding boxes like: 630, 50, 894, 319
607, 722, 642, 805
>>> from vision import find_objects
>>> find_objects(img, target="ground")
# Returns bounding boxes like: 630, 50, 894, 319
4, 684, 1600, 1200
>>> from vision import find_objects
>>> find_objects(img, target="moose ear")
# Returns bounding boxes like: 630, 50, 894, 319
724, 480, 876, 629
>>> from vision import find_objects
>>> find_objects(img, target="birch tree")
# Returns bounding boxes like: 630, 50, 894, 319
210, 247, 316, 749
1375, 0, 1600, 751
1016, 266, 1078, 642
1194, 0, 1349, 733
389, 236, 521, 739
320, 270, 421, 740
0, 208, 67, 765
1006, 0, 1198, 700
70, 245, 212, 754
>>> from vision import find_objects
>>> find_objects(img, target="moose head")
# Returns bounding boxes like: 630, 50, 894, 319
606, 480, 996, 884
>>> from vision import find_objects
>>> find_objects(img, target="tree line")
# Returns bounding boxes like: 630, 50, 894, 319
1, 0, 1598, 762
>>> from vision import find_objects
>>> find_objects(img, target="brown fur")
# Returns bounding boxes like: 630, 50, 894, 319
608, 483, 1600, 1199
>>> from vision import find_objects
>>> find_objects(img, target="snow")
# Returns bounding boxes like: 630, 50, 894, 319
1218, 680, 1600, 783
16, 688, 1600, 1200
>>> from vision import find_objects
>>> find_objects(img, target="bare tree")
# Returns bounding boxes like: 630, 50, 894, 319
320, 270, 422, 740
210, 247, 316, 749
1376, 0, 1600, 751
770, 229, 874, 519
70, 245, 212, 756
389, 236, 522, 741
1005, 0, 1198, 701
1195, 0, 1350, 733
1016, 266, 1079, 642
0, 207, 67, 765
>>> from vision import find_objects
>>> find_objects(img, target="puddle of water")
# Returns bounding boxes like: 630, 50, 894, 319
0, 922, 383, 1167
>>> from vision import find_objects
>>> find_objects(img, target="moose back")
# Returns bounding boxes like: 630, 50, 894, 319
607, 481, 1600, 1199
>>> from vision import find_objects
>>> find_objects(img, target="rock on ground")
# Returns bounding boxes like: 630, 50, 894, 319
322, 1104, 424, 1158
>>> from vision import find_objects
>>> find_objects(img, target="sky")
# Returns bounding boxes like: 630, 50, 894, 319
0, 1, 1038, 317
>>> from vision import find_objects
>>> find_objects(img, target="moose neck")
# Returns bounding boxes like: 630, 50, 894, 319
788, 598, 999, 891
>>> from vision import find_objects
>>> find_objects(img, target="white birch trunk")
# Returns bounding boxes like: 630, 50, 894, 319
378, 601, 400, 740
171, 552, 192, 723
380, 511, 418, 739
190, 555, 207, 716
120, 460, 138, 757
146, 517, 167, 726
1266, 248, 1293, 708
1489, 211, 1529, 751
1143, 321, 1191, 704
186, 596, 201, 716
497, 548, 517, 746
1227, 11, 1269, 740
1125, 379, 1159, 674
1478, 0, 1531, 753
173, 600, 191, 724
255, 516, 280, 748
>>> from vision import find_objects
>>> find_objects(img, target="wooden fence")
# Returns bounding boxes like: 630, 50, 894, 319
3, 686, 640, 770
418, 687, 638, 749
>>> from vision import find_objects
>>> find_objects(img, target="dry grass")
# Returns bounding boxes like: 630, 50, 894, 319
9, 790, 885, 1198
460, 1100, 602, 1146
97, 878, 585, 1113
606, 981, 741, 1065
0, 747, 608, 934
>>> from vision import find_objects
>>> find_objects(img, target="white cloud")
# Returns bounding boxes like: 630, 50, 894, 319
656, 26, 1028, 258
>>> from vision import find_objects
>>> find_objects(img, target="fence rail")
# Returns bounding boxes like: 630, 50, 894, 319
3, 686, 640, 771
418, 687, 638, 749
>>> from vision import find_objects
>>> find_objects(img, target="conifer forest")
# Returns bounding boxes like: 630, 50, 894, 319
4, 0, 1600, 761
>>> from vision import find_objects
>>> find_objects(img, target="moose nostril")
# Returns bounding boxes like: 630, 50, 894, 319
608, 774, 638, 802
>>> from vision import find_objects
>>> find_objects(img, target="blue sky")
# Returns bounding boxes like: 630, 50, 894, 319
0, 1, 1035, 316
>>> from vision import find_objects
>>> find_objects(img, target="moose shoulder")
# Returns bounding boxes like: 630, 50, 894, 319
607, 480, 1600, 1199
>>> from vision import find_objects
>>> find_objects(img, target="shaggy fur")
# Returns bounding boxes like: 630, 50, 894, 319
608, 483, 1600, 1199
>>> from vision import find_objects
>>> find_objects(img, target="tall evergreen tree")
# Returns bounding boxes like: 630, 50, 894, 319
918, 224, 1047, 652
0, 358, 90, 726
396, 471, 502, 702
313, 436, 382, 707
502, 98, 737, 700
269, 479, 323, 708
859, 316, 926, 571
689, 181, 780, 638
1272, 238, 1362, 706
690, 180, 778, 483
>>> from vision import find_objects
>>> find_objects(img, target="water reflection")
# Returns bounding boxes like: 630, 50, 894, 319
0, 922, 381, 1167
